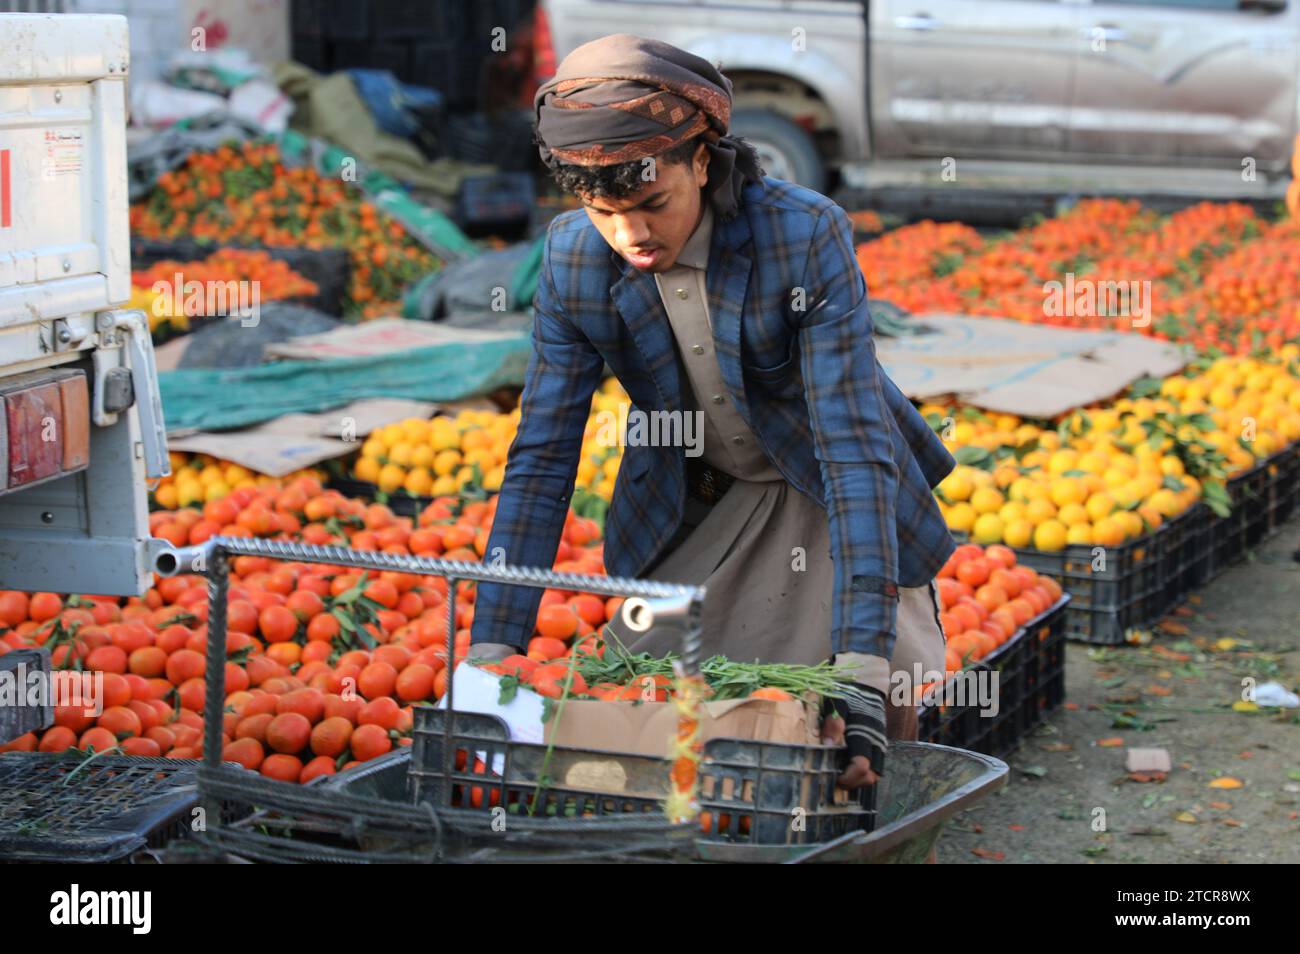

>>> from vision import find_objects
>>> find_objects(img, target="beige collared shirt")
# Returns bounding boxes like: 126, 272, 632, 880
652, 203, 781, 481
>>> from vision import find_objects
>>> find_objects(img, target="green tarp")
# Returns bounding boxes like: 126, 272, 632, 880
160, 334, 532, 432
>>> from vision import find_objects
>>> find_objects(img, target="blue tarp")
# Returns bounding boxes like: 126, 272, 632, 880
160, 333, 531, 431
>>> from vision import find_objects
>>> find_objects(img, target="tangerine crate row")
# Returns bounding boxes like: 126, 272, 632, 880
919, 596, 1068, 758
1000, 441, 1300, 645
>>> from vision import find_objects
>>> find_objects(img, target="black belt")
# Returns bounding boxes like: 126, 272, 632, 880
686, 457, 736, 506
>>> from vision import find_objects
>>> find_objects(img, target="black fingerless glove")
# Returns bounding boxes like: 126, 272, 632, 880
823, 683, 888, 777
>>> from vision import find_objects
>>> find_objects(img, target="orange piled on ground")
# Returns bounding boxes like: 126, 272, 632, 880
0, 478, 617, 782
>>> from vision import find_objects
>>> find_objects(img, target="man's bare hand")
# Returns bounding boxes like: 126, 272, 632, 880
820, 712, 881, 788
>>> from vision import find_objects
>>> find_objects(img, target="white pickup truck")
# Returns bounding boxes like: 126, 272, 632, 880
0, 13, 171, 597
537, 0, 1298, 203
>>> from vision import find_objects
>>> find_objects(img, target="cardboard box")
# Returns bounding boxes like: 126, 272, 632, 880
877, 315, 1187, 418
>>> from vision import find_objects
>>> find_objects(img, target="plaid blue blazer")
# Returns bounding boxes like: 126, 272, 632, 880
472, 177, 955, 660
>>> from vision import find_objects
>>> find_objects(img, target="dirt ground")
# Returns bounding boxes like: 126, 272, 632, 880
939, 521, 1300, 864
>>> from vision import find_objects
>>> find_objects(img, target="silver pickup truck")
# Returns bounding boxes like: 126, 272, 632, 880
537, 0, 1298, 203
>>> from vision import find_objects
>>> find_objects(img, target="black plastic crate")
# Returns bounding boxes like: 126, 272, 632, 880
1012, 527, 1167, 645
1160, 505, 1213, 604
1023, 595, 1068, 728
917, 671, 986, 750
919, 596, 1069, 757
326, 475, 433, 517
409, 708, 874, 846
0, 753, 203, 863
1260, 444, 1300, 535
1207, 457, 1269, 575
197, 750, 695, 863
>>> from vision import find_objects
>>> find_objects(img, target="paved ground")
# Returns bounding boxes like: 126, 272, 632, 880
939, 522, 1300, 864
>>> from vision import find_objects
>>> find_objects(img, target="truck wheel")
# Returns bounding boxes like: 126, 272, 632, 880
729, 108, 826, 193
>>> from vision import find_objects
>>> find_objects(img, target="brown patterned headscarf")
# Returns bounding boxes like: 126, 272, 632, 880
533, 33, 765, 222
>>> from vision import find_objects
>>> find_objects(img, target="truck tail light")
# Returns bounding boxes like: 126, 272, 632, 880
0, 368, 90, 495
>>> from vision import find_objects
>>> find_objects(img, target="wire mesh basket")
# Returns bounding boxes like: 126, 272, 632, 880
174, 535, 871, 862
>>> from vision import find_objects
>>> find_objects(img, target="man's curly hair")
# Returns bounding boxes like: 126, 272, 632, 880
537, 129, 705, 200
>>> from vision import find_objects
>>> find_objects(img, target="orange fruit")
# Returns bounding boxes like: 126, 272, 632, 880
128, 646, 168, 678
949, 602, 981, 633
569, 595, 606, 627
395, 663, 436, 702
37, 726, 78, 753
749, 687, 794, 701
947, 632, 980, 663
357, 696, 402, 730
299, 755, 337, 783
357, 661, 398, 700
258, 605, 298, 643
235, 712, 274, 744
84, 645, 128, 675
350, 724, 392, 762
988, 567, 1022, 599
119, 736, 162, 758
372, 644, 412, 672
989, 607, 1018, 641
223, 737, 264, 771
1006, 598, 1035, 626
528, 661, 588, 699
145, 726, 176, 752
177, 677, 205, 712
260, 753, 304, 782
276, 687, 326, 723
78, 726, 119, 753
164, 648, 206, 685
100, 672, 132, 708
265, 712, 312, 754
974, 583, 1008, 613
984, 545, 1017, 569
526, 636, 566, 661
310, 716, 354, 757
323, 693, 364, 724
97, 705, 142, 739
363, 579, 399, 610
306, 613, 340, 642
955, 558, 991, 588
498, 654, 538, 680
536, 605, 578, 641
935, 577, 963, 610
29, 592, 63, 622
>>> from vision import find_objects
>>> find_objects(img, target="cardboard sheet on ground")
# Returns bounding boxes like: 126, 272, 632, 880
163, 396, 490, 476
263, 318, 521, 361
876, 315, 1188, 418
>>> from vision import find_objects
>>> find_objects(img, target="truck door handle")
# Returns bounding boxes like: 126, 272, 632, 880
91, 309, 171, 480
894, 14, 940, 30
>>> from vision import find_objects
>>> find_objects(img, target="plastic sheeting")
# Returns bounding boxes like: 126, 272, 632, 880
159, 332, 531, 431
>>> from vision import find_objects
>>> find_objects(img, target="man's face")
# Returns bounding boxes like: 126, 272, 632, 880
578, 142, 710, 273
